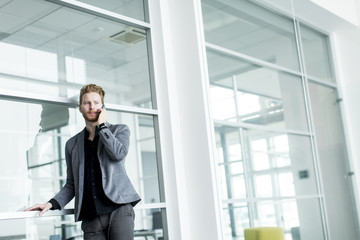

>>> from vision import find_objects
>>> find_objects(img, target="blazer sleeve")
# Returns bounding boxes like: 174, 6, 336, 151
52, 140, 75, 209
98, 124, 130, 162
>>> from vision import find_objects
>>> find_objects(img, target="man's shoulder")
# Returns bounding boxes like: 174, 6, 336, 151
65, 129, 84, 147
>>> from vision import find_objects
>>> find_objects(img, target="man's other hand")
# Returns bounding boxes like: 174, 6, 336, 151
23, 202, 53, 216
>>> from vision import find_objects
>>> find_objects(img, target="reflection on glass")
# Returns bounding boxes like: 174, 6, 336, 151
222, 202, 250, 239
309, 83, 358, 237
278, 172, 295, 196
288, 198, 324, 240
251, 138, 270, 171
76, 0, 146, 22
137, 116, 161, 204
254, 175, 273, 197
202, 0, 299, 70
215, 126, 323, 239
210, 83, 237, 120
207, 51, 308, 131
251, 199, 324, 240
254, 201, 276, 226
0, 99, 161, 213
220, 199, 324, 240
244, 129, 318, 197
0, 0, 152, 109
215, 126, 319, 199
300, 25, 333, 81
215, 127, 247, 200
135, 208, 166, 240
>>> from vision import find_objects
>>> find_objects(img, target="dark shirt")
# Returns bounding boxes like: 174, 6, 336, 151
78, 127, 122, 220
50, 126, 122, 220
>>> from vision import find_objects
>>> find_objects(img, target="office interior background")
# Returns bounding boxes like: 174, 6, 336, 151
0, 0, 360, 239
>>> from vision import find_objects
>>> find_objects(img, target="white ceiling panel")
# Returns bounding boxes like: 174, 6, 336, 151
1, 0, 58, 21
70, 45, 107, 62
38, 35, 93, 57
85, 63, 110, 79
39, 8, 94, 31
4, 32, 44, 49
78, 0, 125, 10
4, 21, 67, 49
0, 0, 11, 7
0, 12, 30, 33
74, 18, 126, 41
87, 41, 123, 56
87, 39, 127, 54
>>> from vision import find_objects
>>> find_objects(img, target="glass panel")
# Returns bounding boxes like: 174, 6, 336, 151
308, 83, 358, 239
0, 217, 82, 239
208, 51, 308, 131
202, 0, 299, 71
300, 25, 333, 81
76, 0, 146, 22
222, 202, 250, 240
135, 208, 166, 239
215, 127, 247, 200
0, 99, 160, 213
0, 208, 165, 239
138, 116, 161, 203
251, 199, 325, 240
0, 0, 152, 109
244, 130, 318, 198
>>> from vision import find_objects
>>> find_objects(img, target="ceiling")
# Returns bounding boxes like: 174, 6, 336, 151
0, 0, 149, 102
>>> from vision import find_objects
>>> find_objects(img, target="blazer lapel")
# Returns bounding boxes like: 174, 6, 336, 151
77, 130, 85, 180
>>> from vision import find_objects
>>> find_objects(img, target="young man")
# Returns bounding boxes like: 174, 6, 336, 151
25, 84, 141, 239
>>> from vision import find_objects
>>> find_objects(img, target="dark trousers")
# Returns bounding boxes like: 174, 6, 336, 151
81, 204, 135, 240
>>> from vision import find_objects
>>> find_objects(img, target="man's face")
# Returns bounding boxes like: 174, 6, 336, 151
79, 92, 103, 122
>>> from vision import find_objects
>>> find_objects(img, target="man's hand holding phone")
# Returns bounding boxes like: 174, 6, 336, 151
97, 105, 107, 125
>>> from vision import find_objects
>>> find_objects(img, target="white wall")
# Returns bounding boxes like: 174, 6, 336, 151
331, 28, 360, 232
310, 0, 360, 26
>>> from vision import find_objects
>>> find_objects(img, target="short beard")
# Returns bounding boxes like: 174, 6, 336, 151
82, 111, 99, 122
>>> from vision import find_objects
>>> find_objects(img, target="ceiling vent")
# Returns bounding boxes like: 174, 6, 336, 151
108, 27, 146, 45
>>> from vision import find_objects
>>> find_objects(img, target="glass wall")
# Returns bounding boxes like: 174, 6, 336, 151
207, 52, 308, 130
0, 0, 151, 108
0, 208, 165, 240
75, 0, 146, 21
202, 0, 299, 71
202, 0, 355, 239
0, 0, 166, 239
308, 83, 358, 239
299, 24, 334, 82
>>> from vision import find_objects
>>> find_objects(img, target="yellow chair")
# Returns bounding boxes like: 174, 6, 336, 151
244, 227, 284, 240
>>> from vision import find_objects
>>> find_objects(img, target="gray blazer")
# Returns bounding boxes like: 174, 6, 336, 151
53, 122, 141, 221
